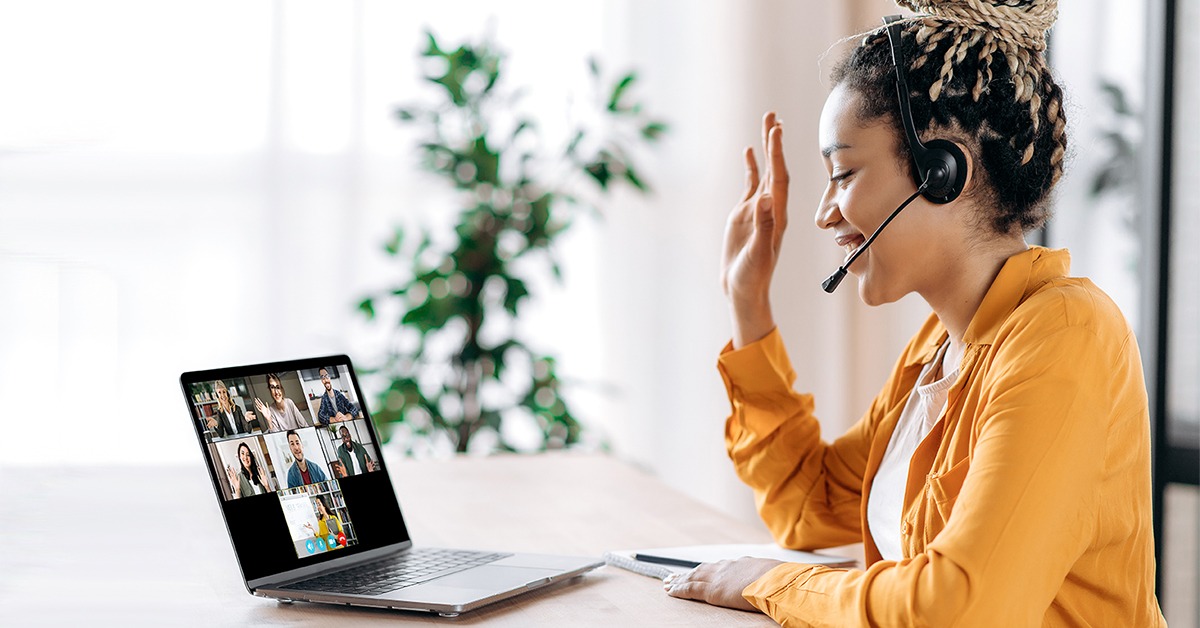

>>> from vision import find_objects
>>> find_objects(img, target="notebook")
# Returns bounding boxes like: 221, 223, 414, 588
604, 543, 856, 580
181, 355, 601, 617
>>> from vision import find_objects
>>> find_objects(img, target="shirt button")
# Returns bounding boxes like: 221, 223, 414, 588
902, 522, 912, 535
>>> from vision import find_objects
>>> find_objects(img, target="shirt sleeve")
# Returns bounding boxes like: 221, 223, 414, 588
286, 399, 310, 428
317, 398, 333, 426
336, 391, 360, 416
741, 323, 1117, 627
719, 328, 877, 549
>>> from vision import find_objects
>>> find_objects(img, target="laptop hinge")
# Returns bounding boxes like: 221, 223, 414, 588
249, 541, 412, 590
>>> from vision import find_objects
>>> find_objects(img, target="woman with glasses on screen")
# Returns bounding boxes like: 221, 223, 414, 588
253, 373, 310, 432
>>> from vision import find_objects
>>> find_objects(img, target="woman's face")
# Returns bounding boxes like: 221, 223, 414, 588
815, 84, 949, 305
239, 445, 252, 470
317, 500, 328, 516
217, 387, 229, 404
269, 377, 284, 403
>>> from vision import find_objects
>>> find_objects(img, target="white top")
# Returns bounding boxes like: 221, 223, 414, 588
267, 398, 309, 431
867, 342, 959, 561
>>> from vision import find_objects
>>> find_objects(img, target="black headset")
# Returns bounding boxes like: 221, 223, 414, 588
883, 15, 968, 204
820, 16, 971, 292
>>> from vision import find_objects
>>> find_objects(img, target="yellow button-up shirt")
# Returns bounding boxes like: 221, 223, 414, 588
719, 247, 1166, 627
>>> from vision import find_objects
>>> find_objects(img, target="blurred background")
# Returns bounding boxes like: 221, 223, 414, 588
0, 0, 1194, 623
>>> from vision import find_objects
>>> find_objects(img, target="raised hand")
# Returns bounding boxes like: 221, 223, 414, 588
256, 464, 269, 489
721, 112, 789, 348
226, 465, 240, 497
254, 398, 277, 431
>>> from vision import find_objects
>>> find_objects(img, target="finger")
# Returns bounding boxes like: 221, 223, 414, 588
664, 580, 707, 602
762, 112, 776, 191
761, 112, 776, 156
769, 123, 789, 198
768, 124, 789, 237
742, 147, 759, 202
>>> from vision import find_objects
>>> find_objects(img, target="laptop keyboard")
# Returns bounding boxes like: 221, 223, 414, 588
280, 548, 512, 596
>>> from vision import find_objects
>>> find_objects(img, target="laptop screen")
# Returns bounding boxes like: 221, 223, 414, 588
181, 356, 410, 582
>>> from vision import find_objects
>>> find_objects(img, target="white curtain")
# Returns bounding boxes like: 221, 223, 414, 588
0, 0, 931, 524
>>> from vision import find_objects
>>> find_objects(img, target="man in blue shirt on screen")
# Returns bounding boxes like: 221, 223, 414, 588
286, 430, 327, 488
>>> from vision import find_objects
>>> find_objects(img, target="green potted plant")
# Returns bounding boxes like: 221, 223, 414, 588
358, 31, 665, 455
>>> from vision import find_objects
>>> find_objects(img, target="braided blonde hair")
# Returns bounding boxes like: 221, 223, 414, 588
832, 0, 1067, 234
898, 0, 1063, 177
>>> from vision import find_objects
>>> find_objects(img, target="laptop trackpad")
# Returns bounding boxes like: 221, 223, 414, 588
435, 565, 557, 590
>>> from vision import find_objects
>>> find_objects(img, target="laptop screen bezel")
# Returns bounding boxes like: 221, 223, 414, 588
180, 354, 413, 589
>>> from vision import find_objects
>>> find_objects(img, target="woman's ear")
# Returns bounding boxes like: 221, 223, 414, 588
956, 141, 975, 195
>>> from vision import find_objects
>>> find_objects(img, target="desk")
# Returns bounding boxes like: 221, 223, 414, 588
1, 453, 858, 626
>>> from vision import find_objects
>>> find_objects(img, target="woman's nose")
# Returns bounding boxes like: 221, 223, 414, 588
815, 189, 841, 230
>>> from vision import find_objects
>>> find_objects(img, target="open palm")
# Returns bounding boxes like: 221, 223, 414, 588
721, 112, 789, 345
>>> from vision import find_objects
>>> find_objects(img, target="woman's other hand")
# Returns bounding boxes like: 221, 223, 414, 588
663, 557, 783, 612
225, 465, 240, 497
723, 112, 789, 348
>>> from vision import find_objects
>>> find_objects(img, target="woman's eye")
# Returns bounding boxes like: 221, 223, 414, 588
830, 170, 854, 187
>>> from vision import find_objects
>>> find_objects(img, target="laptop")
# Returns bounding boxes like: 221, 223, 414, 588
180, 355, 602, 617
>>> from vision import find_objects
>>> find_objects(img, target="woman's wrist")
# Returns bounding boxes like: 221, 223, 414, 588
730, 297, 775, 349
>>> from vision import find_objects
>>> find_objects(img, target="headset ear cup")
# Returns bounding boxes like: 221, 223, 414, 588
920, 139, 968, 204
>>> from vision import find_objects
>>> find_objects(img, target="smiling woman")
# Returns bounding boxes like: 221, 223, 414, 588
667, 0, 1169, 625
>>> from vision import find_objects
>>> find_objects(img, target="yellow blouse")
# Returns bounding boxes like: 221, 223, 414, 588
718, 247, 1165, 627
317, 515, 342, 540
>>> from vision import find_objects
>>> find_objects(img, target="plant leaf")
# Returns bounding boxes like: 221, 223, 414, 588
585, 160, 611, 189
503, 277, 529, 315
384, 226, 404, 255
358, 298, 375, 320
641, 121, 668, 140
607, 72, 637, 112
624, 165, 647, 192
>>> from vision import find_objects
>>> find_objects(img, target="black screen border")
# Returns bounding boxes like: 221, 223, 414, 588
180, 354, 412, 585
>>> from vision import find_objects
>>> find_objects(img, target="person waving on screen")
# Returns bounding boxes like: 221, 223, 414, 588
255, 373, 310, 432
226, 441, 271, 498
663, 1, 1167, 625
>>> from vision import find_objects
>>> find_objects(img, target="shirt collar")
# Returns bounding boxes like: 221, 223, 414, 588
908, 246, 1071, 363
964, 246, 1070, 345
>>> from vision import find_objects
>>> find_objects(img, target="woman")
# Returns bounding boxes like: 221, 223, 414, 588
205, 380, 248, 437
254, 373, 310, 431
226, 442, 271, 498
303, 496, 344, 546
664, 1, 1167, 625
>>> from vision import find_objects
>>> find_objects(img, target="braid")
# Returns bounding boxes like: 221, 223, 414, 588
832, 0, 1067, 234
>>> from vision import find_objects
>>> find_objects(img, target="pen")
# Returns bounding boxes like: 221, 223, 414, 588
633, 553, 701, 569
